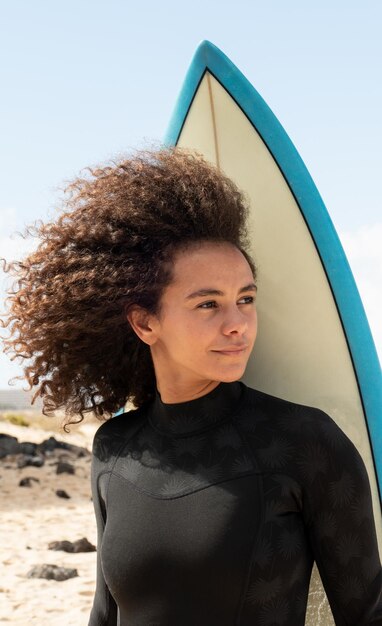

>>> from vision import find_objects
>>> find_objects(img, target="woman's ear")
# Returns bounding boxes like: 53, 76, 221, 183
126, 305, 158, 346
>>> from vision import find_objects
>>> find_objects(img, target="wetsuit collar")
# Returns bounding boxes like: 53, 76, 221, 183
148, 381, 244, 436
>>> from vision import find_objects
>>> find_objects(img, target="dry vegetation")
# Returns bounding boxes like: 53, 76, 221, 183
1, 410, 68, 432
0, 408, 100, 450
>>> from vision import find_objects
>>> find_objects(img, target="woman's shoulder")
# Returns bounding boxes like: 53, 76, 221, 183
91, 404, 148, 466
240, 383, 351, 444
242, 383, 330, 419
240, 383, 365, 481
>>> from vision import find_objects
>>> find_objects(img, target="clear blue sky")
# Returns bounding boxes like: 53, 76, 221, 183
1, 0, 381, 388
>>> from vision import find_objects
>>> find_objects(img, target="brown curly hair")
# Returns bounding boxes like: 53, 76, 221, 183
0, 145, 256, 428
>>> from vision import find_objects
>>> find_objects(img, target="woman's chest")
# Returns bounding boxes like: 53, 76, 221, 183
100, 430, 311, 623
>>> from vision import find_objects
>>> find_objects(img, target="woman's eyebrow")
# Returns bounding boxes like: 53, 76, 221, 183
185, 283, 257, 300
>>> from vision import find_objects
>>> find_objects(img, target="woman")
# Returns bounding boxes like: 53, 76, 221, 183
1, 146, 381, 625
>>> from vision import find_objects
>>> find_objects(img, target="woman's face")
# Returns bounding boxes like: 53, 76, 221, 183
145, 242, 258, 398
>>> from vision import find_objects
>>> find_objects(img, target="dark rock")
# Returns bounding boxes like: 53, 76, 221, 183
19, 476, 40, 487
37, 436, 89, 457
27, 564, 78, 581
20, 442, 37, 455
0, 434, 21, 458
55, 489, 70, 499
48, 537, 96, 553
1, 433, 89, 461
17, 454, 45, 469
37, 436, 67, 453
56, 461, 75, 475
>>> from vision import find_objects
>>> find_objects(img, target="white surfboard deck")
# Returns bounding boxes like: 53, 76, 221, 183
164, 41, 382, 624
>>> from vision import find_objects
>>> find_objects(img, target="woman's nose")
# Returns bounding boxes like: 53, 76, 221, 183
221, 306, 248, 335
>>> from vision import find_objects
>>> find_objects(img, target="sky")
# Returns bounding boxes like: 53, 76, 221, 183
0, 0, 381, 388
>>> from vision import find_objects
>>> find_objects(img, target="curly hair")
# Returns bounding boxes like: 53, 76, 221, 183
0, 145, 256, 428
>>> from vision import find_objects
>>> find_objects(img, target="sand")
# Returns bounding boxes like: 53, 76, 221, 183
0, 413, 101, 625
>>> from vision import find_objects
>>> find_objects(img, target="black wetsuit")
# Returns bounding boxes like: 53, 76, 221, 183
88, 381, 382, 625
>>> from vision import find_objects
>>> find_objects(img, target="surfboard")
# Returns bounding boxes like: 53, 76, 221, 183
163, 39, 382, 624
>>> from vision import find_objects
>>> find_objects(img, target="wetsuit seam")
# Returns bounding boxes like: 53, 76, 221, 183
233, 420, 265, 624
109, 468, 261, 500
108, 466, 303, 501
102, 417, 148, 511
236, 473, 265, 626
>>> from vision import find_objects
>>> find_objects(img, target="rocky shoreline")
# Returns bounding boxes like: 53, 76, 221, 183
0, 416, 99, 625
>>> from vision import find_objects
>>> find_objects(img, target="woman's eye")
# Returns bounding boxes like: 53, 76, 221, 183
197, 296, 255, 309
238, 296, 255, 305
198, 301, 217, 309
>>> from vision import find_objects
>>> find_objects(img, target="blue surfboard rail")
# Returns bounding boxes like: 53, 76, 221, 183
163, 40, 382, 500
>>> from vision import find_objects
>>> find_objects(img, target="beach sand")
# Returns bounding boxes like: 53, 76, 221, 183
0, 412, 100, 625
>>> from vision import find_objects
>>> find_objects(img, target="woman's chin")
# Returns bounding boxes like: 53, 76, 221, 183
212, 366, 247, 383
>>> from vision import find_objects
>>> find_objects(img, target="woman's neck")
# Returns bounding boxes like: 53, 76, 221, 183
154, 377, 221, 404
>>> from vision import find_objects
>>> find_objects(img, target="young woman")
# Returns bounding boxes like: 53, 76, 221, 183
1, 147, 381, 625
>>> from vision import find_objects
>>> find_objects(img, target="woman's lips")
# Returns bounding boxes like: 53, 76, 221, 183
212, 346, 248, 355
